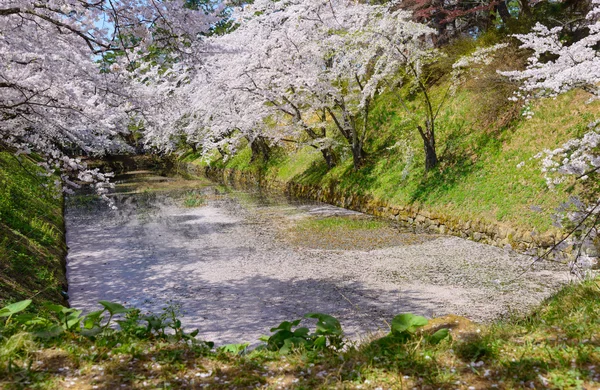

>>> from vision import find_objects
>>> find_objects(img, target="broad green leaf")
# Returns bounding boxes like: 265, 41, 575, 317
268, 329, 295, 349
0, 300, 32, 317
189, 329, 199, 338
270, 319, 301, 333
292, 327, 310, 338
84, 310, 105, 329
43, 303, 67, 314
305, 313, 342, 336
280, 337, 308, 354
391, 313, 428, 334
428, 328, 450, 345
98, 301, 131, 315
65, 310, 83, 329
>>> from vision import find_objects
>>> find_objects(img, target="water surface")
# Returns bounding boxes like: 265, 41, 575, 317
65, 171, 568, 345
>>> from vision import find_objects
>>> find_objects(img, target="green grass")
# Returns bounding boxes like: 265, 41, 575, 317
284, 215, 425, 250
207, 83, 600, 234
275, 146, 322, 182
0, 152, 67, 306
182, 191, 206, 207
296, 216, 388, 231
1, 278, 598, 389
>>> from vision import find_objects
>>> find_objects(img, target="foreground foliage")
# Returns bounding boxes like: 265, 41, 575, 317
0, 279, 598, 389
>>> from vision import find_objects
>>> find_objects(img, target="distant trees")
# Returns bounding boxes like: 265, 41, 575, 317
399, 0, 595, 45
5, 0, 598, 184
166, 0, 438, 170
400, 0, 513, 44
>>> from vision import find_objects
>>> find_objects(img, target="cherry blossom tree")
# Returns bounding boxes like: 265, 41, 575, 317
501, 2, 600, 109
1, 0, 217, 196
183, 0, 436, 170
319, 3, 438, 169
506, 0, 600, 275
202, 0, 344, 167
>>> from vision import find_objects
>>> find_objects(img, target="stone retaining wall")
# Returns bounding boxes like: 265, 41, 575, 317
179, 163, 567, 257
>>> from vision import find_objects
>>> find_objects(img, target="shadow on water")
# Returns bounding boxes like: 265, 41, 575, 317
65, 171, 446, 345
65, 170, 568, 347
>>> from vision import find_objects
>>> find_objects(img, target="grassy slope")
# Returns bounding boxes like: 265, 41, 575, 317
207, 87, 600, 233
0, 152, 67, 305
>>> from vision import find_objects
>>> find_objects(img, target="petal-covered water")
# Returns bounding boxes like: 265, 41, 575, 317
65, 171, 569, 345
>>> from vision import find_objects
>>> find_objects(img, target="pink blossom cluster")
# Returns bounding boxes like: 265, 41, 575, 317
141, 0, 436, 169
501, 1, 600, 104
1, 0, 216, 195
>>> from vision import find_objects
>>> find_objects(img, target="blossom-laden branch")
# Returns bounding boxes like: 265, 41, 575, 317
534, 122, 600, 277
501, 0, 600, 115
1, 1, 218, 198
502, 2, 600, 276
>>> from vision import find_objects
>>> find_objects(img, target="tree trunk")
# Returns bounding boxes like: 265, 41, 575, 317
424, 139, 438, 171
326, 103, 366, 170
417, 123, 438, 171
351, 142, 366, 170
249, 136, 270, 162
320, 147, 338, 169
495, 1, 512, 24
519, 0, 532, 16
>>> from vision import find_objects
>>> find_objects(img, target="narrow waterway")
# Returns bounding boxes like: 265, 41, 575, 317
65, 171, 569, 345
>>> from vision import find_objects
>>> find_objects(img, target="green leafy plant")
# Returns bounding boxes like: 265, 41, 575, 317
427, 328, 450, 345
391, 313, 429, 336
374, 313, 450, 348
44, 303, 84, 331
391, 313, 450, 345
219, 343, 250, 355
0, 300, 31, 325
137, 304, 205, 343
98, 300, 131, 329
4, 300, 122, 339
0, 300, 213, 353
266, 313, 344, 354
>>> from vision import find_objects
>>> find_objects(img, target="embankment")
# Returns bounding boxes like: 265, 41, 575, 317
0, 152, 67, 305
180, 162, 567, 257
